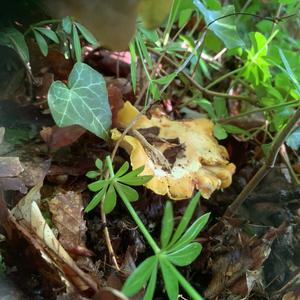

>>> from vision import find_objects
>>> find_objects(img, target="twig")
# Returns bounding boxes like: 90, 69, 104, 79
224, 106, 300, 217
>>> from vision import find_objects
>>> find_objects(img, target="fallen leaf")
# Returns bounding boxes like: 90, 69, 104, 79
108, 85, 124, 128
0, 157, 24, 177
112, 102, 235, 200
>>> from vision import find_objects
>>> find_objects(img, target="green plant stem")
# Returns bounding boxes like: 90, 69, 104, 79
115, 184, 161, 254
224, 105, 300, 217
205, 67, 243, 90
106, 156, 115, 178
163, 258, 203, 300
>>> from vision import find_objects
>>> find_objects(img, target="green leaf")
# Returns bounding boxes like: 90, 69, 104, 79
144, 266, 158, 300
85, 170, 100, 179
129, 41, 137, 94
95, 158, 103, 170
0, 28, 29, 64
169, 192, 201, 247
286, 128, 300, 150
214, 98, 228, 118
85, 184, 108, 212
104, 184, 117, 214
171, 213, 210, 251
115, 182, 139, 202
213, 124, 228, 140
88, 179, 107, 192
118, 166, 144, 182
196, 99, 216, 119
122, 256, 157, 297
159, 256, 179, 300
153, 72, 177, 85
72, 25, 81, 62
47, 62, 112, 140
167, 242, 202, 266
222, 124, 251, 137
75, 22, 98, 46
34, 27, 59, 43
33, 30, 48, 56
160, 202, 174, 249
62, 16, 72, 34
115, 161, 130, 178
118, 174, 153, 186
193, 1, 244, 49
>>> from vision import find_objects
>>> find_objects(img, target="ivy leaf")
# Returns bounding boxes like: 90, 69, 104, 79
167, 242, 202, 266
104, 184, 117, 214
33, 30, 48, 56
85, 184, 108, 212
122, 256, 157, 297
286, 127, 300, 150
48, 62, 112, 140
159, 257, 179, 300
193, 0, 244, 49
0, 27, 29, 64
160, 201, 174, 249
171, 213, 210, 251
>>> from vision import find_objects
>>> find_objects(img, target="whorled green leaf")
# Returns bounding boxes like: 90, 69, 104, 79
34, 27, 59, 43
167, 242, 202, 266
48, 62, 112, 140
85, 170, 100, 179
33, 30, 48, 56
75, 22, 98, 46
0, 27, 29, 64
85, 184, 108, 212
171, 213, 210, 251
160, 201, 174, 249
115, 182, 139, 202
118, 174, 153, 186
144, 266, 158, 300
169, 192, 201, 247
88, 179, 107, 192
122, 256, 157, 297
95, 158, 103, 170
193, 0, 244, 49
159, 256, 179, 300
104, 184, 117, 214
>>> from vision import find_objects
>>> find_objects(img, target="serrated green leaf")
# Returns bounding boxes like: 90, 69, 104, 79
34, 27, 59, 43
115, 182, 139, 202
88, 179, 107, 192
62, 16, 72, 34
144, 266, 158, 300
95, 158, 103, 170
0, 28, 29, 64
193, 1, 244, 49
160, 202, 174, 249
171, 213, 210, 251
85, 170, 100, 179
72, 25, 81, 62
122, 256, 157, 297
85, 184, 108, 212
75, 22, 98, 46
115, 161, 130, 178
33, 30, 48, 56
167, 242, 202, 266
159, 256, 179, 300
169, 192, 201, 247
104, 184, 117, 214
47, 62, 112, 140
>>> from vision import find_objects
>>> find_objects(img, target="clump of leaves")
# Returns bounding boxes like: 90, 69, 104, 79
85, 157, 152, 213
122, 192, 209, 300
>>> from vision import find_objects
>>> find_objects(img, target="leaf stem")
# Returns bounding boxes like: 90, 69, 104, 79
163, 259, 203, 300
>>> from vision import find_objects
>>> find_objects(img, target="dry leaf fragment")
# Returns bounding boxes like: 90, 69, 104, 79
0, 157, 24, 177
112, 101, 235, 200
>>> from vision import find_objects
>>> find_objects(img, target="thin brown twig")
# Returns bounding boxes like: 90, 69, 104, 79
224, 106, 300, 217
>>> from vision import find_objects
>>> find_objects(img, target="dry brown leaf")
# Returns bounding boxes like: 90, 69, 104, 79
0, 157, 24, 177
112, 101, 235, 200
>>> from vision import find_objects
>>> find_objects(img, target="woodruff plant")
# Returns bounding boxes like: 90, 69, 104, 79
86, 156, 209, 300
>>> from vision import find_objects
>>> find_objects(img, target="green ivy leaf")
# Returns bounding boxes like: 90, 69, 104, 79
160, 201, 174, 249
122, 256, 157, 297
47, 62, 112, 140
104, 184, 117, 214
0, 27, 29, 64
33, 30, 48, 56
193, 1, 244, 49
167, 242, 202, 266
159, 256, 179, 300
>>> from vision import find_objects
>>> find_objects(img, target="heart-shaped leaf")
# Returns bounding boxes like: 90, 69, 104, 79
48, 62, 112, 140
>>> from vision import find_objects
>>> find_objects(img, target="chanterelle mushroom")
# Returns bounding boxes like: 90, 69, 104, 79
111, 101, 235, 200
